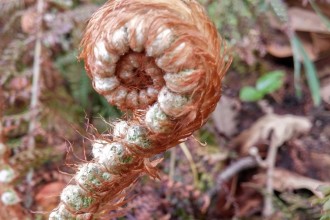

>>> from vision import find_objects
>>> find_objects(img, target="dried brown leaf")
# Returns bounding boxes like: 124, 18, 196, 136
253, 168, 330, 198
267, 7, 330, 60
266, 40, 292, 58
234, 114, 312, 154
21, 7, 38, 34
289, 8, 330, 34
321, 78, 330, 104
266, 31, 319, 60
35, 181, 66, 212
212, 95, 241, 137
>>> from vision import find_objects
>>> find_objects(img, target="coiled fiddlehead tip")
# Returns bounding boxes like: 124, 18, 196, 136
50, 0, 231, 218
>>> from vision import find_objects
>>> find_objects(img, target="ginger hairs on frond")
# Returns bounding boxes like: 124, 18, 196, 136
50, 0, 231, 218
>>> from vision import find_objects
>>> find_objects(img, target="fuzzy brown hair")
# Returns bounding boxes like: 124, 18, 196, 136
50, 0, 231, 219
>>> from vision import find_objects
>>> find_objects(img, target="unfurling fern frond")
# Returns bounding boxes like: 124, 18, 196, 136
50, 0, 231, 218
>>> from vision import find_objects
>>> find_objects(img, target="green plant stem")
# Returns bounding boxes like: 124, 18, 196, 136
290, 34, 321, 106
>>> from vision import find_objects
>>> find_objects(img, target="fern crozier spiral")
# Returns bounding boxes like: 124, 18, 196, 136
50, 0, 230, 218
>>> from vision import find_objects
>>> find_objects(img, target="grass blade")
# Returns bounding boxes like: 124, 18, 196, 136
290, 36, 302, 99
292, 35, 321, 106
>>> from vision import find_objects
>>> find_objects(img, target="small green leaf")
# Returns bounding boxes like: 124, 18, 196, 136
239, 86, 264, 102
256, 71, 285, 94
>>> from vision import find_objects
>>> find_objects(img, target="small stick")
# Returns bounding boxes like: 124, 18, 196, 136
250, 142, 280, 217
262, 141, 279, 217
28, 0, 44, 148
208, 156, 258, 198
180, 142, 199, 187
169, 147, 176, 181
26, 0, 44, 209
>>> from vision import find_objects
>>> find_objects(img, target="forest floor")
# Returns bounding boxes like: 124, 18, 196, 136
0, 0, 330, 220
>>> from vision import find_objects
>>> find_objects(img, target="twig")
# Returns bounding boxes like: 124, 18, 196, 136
207, 144, 280, 217
209, 156, 258, 198
28, 0, 43, 149
257, 100, 274, 115
180, 142, 199, 187
206, 156, 258, 216
249, 146, 267, 168
250, 142, 281, 217
262, 141, 280, 217
26, 0, 44, 209
169, 147, 176, 181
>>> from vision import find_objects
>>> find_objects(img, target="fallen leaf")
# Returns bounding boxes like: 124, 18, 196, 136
321, 79, 330, 104
35, 181, 66, 212
9, 76, 29, 91
289, 8, 330, 34
21, 8, 38, 34
295, 32, 318, 61
212, 95, 241, 137
311, 33, 330, 56
237, 198, 261, 217
266, 30, 293, 58
266, 31, 319, 61
267, 7, 330, 61
233, 114, 312, 154
266, 41, 293, 58
253, 168, 330, 198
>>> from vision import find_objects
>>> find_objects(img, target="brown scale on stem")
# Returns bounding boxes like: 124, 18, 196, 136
50, 0, 231, 219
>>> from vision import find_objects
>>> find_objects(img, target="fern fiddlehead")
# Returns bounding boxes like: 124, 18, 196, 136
50, 0, 230, 219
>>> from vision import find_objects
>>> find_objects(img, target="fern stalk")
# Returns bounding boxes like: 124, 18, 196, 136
50, 0, 231, 218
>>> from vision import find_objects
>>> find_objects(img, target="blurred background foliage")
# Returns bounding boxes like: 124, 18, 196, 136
0, 0, 330, 219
